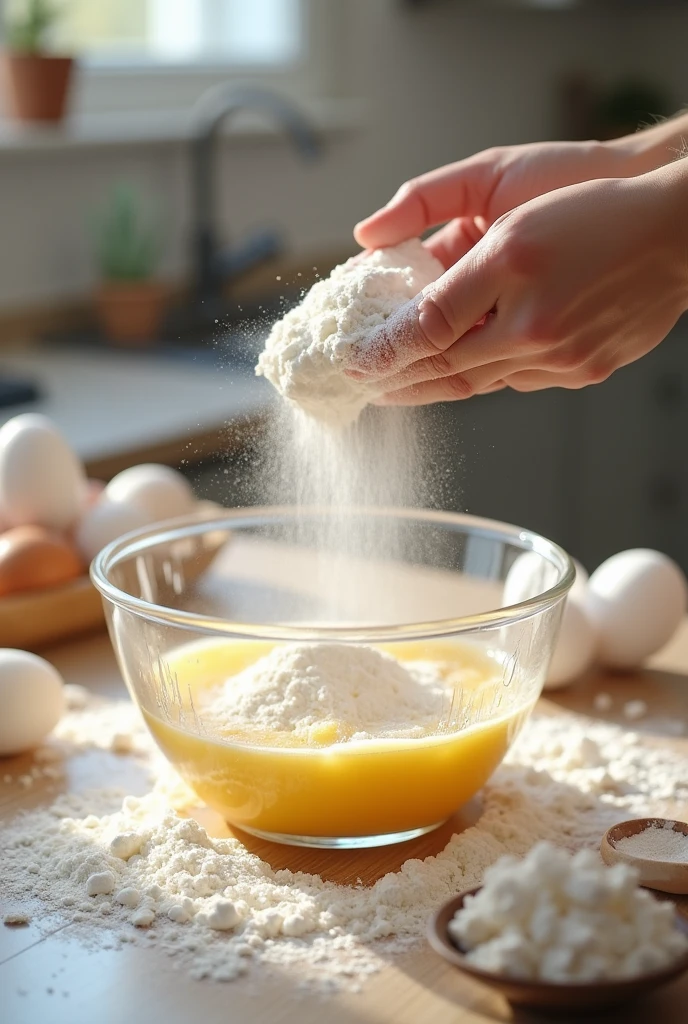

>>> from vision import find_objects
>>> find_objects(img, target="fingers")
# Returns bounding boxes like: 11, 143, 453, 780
347, 246, 500, 379
502, 369, 565, 392
347, 248, 372, 266
424, 217, 487, 269
374, 321, 509, 391
374, 361, 517, 406
501, 364, 610, 391
354, 155, 497, 250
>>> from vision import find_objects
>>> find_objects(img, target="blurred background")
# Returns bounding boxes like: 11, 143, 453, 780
0, 0, 687, 572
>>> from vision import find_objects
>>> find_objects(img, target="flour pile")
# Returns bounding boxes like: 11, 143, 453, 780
449, 842, 688, 982
256, 239, 442, 428
3, 688, 688, 994
203, 642, 449, 743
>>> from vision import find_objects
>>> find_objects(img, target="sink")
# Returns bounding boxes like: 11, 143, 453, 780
0, 374, 42, 408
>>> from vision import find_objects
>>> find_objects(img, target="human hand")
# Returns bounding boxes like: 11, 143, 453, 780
348, 163, 688, 403
354, 139, 643, 270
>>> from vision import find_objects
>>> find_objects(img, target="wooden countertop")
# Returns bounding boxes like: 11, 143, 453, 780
0, 347, 271, 477
1, 626, 687, 1024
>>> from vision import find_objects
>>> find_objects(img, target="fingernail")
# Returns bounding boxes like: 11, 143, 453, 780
417, 294, 453, 349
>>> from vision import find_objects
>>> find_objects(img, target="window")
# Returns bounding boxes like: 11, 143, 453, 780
55, 0, 303, 69
1, 0, 326, 117
1, 0, 347, 121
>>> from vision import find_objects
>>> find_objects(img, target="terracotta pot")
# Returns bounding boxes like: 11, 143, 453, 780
1, 53, 74, 123
97, 281, 166, 346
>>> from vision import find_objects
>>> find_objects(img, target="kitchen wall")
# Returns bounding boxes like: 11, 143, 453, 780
0, 0, 686, 312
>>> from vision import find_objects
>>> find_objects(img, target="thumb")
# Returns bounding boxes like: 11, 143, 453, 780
347, 246, 498, 379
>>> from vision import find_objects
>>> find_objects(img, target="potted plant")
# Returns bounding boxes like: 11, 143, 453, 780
1, 0, 74, 123
94, 183, 165, 346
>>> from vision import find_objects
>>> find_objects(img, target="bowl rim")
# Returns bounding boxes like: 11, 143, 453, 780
90, 505, 575, 641
428, 885, 688, 995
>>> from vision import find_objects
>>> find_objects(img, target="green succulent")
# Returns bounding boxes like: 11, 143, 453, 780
94, 183, 161, 283
6, 0, 59, 54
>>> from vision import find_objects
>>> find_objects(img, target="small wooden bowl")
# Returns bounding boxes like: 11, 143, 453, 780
428, 886, 688, 1011
601, 818, 688, 895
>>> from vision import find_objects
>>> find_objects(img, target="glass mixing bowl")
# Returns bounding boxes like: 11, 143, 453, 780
91, 507, 574, 849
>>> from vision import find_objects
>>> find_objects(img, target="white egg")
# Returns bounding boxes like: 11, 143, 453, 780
545, 595, 599, 689
75, 497, 151, 562
502, 551, 561, 607
587, 549, 688, 669
0, 414, 86, 530
570, 558, 589, 601
105, 464, 196, 523
196, 499, 224, 515
0, 649, 65, 755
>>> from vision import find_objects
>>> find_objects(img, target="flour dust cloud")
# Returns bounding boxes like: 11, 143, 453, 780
249, 241, 456, 624
261, 401, 432, 624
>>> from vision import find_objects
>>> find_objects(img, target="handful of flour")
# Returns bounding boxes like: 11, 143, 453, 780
256, 239, 442, 428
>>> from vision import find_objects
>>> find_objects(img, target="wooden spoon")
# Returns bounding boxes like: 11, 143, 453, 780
601, 818, 688, 895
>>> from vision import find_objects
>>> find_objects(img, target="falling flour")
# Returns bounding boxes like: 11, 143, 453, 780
3, 688, 687, 994
203, 642, 449, 742
256, 240, 442, 428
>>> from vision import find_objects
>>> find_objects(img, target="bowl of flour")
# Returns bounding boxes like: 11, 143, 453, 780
90, 241, 575, 846
91, 504, 575, 848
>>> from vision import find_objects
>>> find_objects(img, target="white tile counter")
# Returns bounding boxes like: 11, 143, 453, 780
0, 347, 272, 476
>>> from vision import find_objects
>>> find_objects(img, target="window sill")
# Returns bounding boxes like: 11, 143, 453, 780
0, 97, 365, 154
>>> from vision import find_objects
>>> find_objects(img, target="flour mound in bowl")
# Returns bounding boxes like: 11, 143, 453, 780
203, 642, 449, 744
255, 239, 443, 428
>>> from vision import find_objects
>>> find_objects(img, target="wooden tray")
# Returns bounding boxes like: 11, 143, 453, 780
0, 575, 105, 651
0, 523, 230, 651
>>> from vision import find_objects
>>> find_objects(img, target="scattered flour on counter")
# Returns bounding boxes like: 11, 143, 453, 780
203, 642, 449, 743
593, 692, 614, 713
3, 687, 688, 995
256, 239, 442, 428
54, 688, 148, 756
3, 911, 30, 926
624, 699, 648, 721
0, 687, 151, 789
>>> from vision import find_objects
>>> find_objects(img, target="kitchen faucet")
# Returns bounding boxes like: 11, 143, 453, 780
190, 84, 321, 311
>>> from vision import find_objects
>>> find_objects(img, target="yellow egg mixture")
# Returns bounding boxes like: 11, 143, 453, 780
143, 640, 533, 839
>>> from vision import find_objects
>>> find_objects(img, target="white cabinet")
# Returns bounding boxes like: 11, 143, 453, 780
573, 323, 688, 570
430, 319, 688, 572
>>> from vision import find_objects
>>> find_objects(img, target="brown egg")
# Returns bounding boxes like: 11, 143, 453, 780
0, 525, 84, 597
